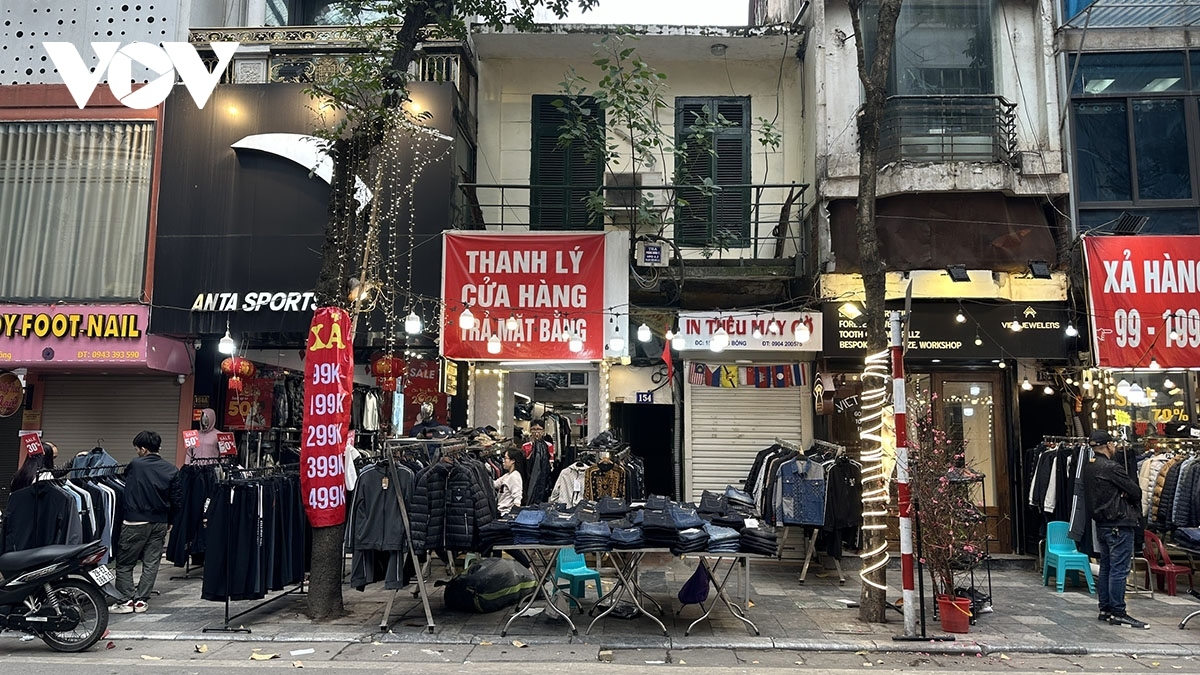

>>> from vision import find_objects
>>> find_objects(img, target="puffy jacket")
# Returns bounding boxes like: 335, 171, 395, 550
1175, 459, 1200, 527
445, 460, 495, 550
1083, 452, 1142, 527
1157, 459, 1185, 528
411, 462, 450, 553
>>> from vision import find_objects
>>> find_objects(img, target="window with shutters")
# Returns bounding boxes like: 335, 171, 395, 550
530, 95, 604, 231
674, 97, 751, 247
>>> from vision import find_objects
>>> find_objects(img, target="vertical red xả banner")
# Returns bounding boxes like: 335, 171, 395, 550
301, 307, 352, 528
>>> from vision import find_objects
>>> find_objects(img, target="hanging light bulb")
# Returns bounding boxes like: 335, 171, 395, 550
1065, 376, 1074, 385
637, 323, 652, 343
218, 319, 236, 355
1009, 320, 1023, 332
1164, 376, 1177, 390
1127, 382, 1145, 404
969, 385, 981, 396
1065, 322, 1079, 338
671, 332, 685, 351
568, 331, 583, 353
505, 314, 519, 331
1021, 377, 1033, 391
962, 407, 975, 417
974, 334, 983, 346
1082, 379, 1092, 391
752, 327, 763, 339
609, 334, 626, 352
998, 361, 1006, 369
767, 322, 780, 335
1043, 385, 1055, 395
955, 309, 966, 324
459, 307, 477, 330
794, 322, 811, 343
1149, 358, 1161, 370
712, 326, 729, 350
486, 335, 501, 354
1116, 379, 1131, 397
404, 310, 423, 335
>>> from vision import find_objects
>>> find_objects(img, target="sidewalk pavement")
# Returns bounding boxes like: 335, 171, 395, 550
91, 553, 1200, 657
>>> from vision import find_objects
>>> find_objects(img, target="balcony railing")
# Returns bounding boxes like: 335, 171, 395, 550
455, 181, 809, 261
877, 95, 1017, 166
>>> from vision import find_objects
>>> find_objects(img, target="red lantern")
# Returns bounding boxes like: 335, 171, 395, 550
220, 357, 257, 378
371, 353, 404, 378
376, 376, 398, 393
220, 357, 256, 392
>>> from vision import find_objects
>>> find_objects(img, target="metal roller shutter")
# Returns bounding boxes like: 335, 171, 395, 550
40, 375, 181, 465
684, 366, 810, 502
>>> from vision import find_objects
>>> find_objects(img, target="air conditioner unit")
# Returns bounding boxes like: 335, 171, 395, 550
606, 172, 666, 210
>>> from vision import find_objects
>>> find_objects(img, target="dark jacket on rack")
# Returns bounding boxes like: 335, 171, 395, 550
444, 460, 496, 551
526, 442, 552, 504
123, 452, 182, 524
3, 481, 82, 552
411, 462, 451, 553
1082, 452, 1142, 527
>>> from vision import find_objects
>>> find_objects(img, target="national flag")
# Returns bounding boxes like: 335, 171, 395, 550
772, 365, 794, 387
661, 333, 674, 383
688, 362, 708, 385
714, 364, 738, 388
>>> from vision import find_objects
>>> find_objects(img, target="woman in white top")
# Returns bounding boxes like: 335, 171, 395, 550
494, 448, 527, 517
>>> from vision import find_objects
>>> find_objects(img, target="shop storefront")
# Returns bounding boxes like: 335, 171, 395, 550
1084, 235, 1200, 443
677, 310, 820, 502
820, 300, 1075, 553
441, 230, 629, 461
0, 304, 192, 475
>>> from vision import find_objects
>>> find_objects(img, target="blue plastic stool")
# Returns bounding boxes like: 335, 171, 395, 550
1042, 520, 1096, 593
554, 547, 602, 609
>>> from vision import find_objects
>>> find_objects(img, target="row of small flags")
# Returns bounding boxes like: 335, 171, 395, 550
686, 362, 807, 388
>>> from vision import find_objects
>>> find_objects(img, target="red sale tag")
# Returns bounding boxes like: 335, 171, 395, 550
182, 429, 199, 449
216, 431, 237, 456
300, 307, 352, 528
20, 431, 43, 457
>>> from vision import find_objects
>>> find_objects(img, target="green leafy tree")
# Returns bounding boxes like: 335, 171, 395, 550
300, 0, 598, 621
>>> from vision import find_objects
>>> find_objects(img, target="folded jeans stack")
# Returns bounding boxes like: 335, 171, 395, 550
512, 507, 546, 545
574, 520, 613, 553
610, 526, 645, 550
642, 508, 678, 548
672, 527, 711, 555
703, 522, 741, 553
598, 496, 632, 521
539, 510, 580, 545
739, 524, 778, 556
478, 517, 514, 552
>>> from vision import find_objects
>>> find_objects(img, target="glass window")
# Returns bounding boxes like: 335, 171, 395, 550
892, 0, 995, 95
1134, 98, 1191, 200
264, 0, 289, 26
0, 121, 153, 299
1074, 100, 1132, 202
1107, 370, 1194, 444
1071, 52, 1185, 96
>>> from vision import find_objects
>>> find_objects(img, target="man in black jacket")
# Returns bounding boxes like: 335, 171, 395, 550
1082, 430, 1147, 629
110, 430, 180, 614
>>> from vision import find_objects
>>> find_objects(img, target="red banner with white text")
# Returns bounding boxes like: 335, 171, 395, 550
300, 307, 352, 528
441, 233, 607, 360
1084, 235, 1200, 368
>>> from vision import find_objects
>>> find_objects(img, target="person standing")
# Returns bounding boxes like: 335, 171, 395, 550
493, 448, 527, 517
110, 430, 180, 614
1082, 430, 1147, 629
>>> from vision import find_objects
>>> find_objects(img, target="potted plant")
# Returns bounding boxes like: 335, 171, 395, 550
907, 400, 989, 633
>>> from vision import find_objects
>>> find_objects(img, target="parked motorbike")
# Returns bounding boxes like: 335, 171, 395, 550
0, 540, 111, 651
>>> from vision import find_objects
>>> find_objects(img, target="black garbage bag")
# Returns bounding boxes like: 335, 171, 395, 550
442, 558, 537, 613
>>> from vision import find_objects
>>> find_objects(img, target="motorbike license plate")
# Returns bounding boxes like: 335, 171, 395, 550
88, 565, 115, 586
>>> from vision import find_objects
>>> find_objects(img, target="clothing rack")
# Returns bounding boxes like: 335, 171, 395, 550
203, 466, 304, 634
170, 456, 238, 580
377, 439, 436, 633
1042, 435, 1088, 444
809, 439, 847, 454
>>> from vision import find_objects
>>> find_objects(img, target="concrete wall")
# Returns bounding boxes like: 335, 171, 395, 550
811, 0, 1066, 201
476, 42, 807, 257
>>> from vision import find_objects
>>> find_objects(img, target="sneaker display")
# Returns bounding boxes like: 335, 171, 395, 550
1108, 614, 1150, 629
132, 600, 148, 613
109, 601, 135, 614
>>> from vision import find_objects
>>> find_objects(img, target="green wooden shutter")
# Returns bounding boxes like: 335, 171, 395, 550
530, 95, 603, 231
674, 97, 750, 247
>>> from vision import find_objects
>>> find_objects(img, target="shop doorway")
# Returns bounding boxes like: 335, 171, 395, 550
610, 402, 676, 499
912, 372, 1012, 553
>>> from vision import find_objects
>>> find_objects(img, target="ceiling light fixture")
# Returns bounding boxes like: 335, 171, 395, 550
1021, 377, 1033, 391
637, 323, 652, 343
955, 309, 967, 324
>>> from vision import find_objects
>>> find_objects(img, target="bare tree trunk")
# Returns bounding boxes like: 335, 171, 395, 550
848, 0, 903, 624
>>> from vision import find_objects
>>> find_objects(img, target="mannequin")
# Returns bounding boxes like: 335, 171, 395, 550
187, 408, 222, 464
407, 402, 443, 438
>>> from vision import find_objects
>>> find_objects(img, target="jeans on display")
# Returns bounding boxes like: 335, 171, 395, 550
115, 522, 169, 602
1096, 525, 1134, 615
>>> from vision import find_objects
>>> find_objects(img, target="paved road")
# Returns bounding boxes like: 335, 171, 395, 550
1, 639, 1198, 673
